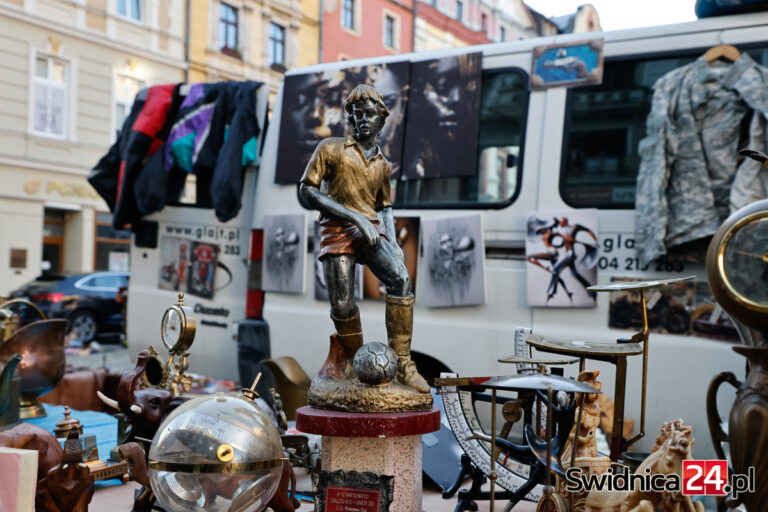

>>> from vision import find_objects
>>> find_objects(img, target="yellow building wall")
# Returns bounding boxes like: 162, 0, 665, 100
299, 0, 320, 67
188, 0, 209, 82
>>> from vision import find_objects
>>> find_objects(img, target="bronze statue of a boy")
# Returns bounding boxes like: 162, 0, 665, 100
299, 84, 429, 394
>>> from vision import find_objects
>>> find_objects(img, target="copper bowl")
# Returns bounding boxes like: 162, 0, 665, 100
0, 319, 68, 419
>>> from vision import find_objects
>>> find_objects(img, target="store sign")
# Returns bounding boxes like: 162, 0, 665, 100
23, 178, 101, 200
109, 252, 129, 271
10, 248, 27, 269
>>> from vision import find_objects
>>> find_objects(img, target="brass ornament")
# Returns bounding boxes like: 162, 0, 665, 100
147, 459, 286, 474
160, 293, 197, 353
152, 293, 198, 395
216, 444, 234, 463
54, 406, 84, 438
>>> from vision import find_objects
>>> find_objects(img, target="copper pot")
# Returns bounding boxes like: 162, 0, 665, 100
0, 319, 68, 419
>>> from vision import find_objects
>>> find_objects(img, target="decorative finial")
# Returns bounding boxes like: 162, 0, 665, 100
54, 405, 83, 438
178, 292, 184, 307
241, 373, 262, 401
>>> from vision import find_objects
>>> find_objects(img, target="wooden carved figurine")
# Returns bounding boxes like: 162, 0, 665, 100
0, 422, 63, 480
549, 370, 611, 512
36, 430, 95, 512
98, 351, 188, 512
584, 419, 704, 512
97, 350, 188, 447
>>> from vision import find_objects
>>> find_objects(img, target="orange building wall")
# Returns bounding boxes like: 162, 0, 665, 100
322, 0, 414, 63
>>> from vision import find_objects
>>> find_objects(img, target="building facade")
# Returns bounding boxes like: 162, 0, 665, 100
414, 0, 600, 53
0, 0, 186, 296
320, 0, 414, 63
188, 0, 319, 100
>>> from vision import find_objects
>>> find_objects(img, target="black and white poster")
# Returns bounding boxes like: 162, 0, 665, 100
401, 52, 482, 180
262, 214, 307, 294
421, 214, 486, 308
274, 62, 411, 184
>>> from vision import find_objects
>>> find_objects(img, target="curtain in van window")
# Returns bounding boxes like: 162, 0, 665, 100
635, 53, 768, 265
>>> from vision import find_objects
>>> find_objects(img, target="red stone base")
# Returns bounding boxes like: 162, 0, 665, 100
295, 406, 440, 437
296, 406, 440, 512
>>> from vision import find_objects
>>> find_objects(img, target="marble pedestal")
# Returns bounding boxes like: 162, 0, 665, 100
296, 406, 440, 512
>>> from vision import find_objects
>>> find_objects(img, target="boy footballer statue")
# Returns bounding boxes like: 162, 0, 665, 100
299, 84, 430, 394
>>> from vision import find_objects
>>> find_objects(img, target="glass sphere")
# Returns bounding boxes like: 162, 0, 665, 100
149, 393, 283, 512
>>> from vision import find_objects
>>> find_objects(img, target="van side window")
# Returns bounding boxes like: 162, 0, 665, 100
561, 47, 768, 208
393, 68, 528, 208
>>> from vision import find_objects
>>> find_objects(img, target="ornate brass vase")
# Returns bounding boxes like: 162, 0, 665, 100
708, 345, 768, 511
0, 319, 68, 419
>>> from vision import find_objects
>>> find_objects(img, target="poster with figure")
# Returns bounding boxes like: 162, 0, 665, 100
526, 210, 599, 307
188, 241, 219, 299
314, 221, 362, 301
158, 236, 190, 292
363, 217, 420, 300
263, 214, 307, 294
401, 52, 482, 180
421, 215, 486, 308
274, 62, 411, 184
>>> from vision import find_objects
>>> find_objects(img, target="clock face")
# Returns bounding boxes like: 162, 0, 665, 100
722, 216, 768, 308
162, 307, 183, 350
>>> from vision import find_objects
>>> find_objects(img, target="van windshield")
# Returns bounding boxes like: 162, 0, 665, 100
393, 68, 528, 208
561, 46, 768, 208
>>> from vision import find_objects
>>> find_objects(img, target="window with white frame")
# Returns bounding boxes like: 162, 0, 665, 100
219, 3, 238, 53
481, 13, 488, 32
342, 0, 355, 30
500, 26, 506, 41
456, 1, 464, 22
33, 55, 68, 138
269, 23, 285, 66
117, 0, 142, 21
384, 14, 396, 49
114, 75, 144, 138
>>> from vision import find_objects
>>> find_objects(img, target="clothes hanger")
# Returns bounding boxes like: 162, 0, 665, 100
705, 44, 740, 63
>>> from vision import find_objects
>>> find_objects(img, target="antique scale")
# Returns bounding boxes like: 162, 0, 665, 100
438, 276, 694, 511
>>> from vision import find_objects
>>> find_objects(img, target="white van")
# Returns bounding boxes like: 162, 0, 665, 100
128, 12, 768, 459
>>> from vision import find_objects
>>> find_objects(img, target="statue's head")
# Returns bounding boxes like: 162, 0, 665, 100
345, 84, 389, 142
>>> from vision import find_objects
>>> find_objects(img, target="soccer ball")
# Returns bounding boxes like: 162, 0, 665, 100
353, 342, 398, 385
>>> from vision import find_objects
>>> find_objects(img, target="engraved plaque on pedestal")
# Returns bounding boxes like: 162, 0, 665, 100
316, 470, 394, 512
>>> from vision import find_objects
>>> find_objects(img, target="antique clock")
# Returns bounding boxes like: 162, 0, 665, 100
706, 197, 768, 338
160, 293, 197, 353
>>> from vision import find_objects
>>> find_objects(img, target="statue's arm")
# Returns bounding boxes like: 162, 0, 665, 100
380, 206, 397, 243
379, 206, 404, 261
299, 183, 380, 246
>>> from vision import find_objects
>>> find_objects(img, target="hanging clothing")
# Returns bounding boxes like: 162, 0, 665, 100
90, 81, 262, 226
635, 53, 768, 265
210, 81, 263, 222
89, 84, 182, 229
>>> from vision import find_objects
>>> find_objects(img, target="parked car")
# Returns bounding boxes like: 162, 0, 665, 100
10, 271, 130, 344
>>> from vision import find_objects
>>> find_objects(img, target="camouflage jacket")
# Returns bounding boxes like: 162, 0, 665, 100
635, 53, 768, 265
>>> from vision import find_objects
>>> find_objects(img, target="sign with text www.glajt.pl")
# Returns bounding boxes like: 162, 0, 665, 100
325, 486, 380, 512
